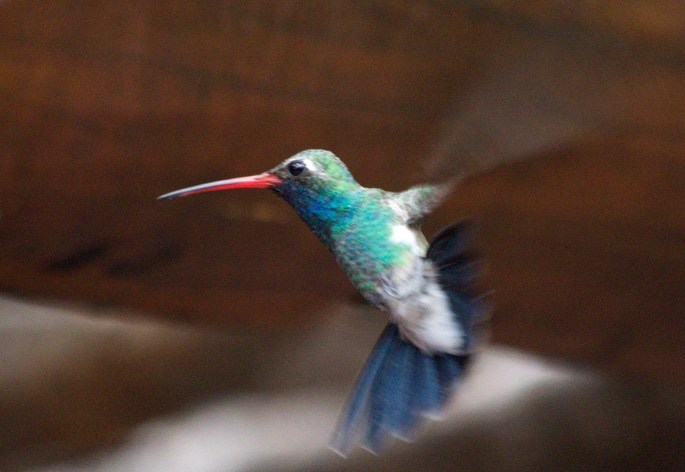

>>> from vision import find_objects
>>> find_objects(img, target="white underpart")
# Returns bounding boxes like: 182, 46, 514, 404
392, 273, 466, 354
385, 224, 466, 354
420, 277, 465, 353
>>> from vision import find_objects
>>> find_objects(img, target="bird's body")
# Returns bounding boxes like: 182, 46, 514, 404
268, 151, 466, 355
158, 149, 486, 454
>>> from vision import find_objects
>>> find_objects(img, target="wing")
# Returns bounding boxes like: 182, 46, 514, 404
395, 180, 455, 227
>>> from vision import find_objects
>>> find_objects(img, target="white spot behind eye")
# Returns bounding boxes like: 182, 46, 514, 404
285, 158, 318, 176
302, 159, 316, 172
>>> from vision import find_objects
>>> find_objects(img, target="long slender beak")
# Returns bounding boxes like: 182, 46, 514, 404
157, 173, 282, 200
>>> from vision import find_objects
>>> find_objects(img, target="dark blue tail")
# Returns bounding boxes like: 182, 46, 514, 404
330, 221, 486, 455
330, 324, 469, 455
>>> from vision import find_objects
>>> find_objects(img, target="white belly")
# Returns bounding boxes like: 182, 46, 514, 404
387, 261, 466, 355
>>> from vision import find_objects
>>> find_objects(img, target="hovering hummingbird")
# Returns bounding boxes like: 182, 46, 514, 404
158, 149, 487, 455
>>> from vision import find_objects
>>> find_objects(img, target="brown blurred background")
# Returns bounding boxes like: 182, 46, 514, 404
0, 1, 684, 471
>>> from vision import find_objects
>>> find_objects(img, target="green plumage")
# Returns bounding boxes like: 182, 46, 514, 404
268, 150, 446, 308
334, 193, 408, 300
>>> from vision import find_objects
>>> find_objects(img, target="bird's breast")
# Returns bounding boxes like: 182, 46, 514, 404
331, 222, 420, 305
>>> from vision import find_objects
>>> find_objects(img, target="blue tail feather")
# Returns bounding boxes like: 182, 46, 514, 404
330, 324, 396, 452
414, 350, 441, 415
331, 220, 486, 455
378, 334, 413, 435
365, 329, 412, 451
331, 324, 468, 455
435, 354, 467, 405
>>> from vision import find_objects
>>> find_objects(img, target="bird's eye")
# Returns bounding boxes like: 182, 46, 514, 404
287, 160, 306, 177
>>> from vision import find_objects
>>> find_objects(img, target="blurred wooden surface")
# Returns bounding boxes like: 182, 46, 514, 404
1, 0, 684, 383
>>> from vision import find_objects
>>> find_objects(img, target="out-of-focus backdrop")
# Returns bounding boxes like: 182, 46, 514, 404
0, 1, 683, 471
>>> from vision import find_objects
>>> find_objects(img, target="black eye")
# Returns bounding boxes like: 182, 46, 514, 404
287, 160, 306, 176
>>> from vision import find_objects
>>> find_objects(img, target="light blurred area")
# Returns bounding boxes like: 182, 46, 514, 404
1, 1, 684, 471
4, 295, 683, 472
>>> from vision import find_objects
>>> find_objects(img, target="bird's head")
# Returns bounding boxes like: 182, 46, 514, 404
268, 149, 358, 203
158, 150, 362, 232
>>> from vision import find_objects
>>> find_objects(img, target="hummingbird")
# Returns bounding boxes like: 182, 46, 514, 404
158, 149, 487, 455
